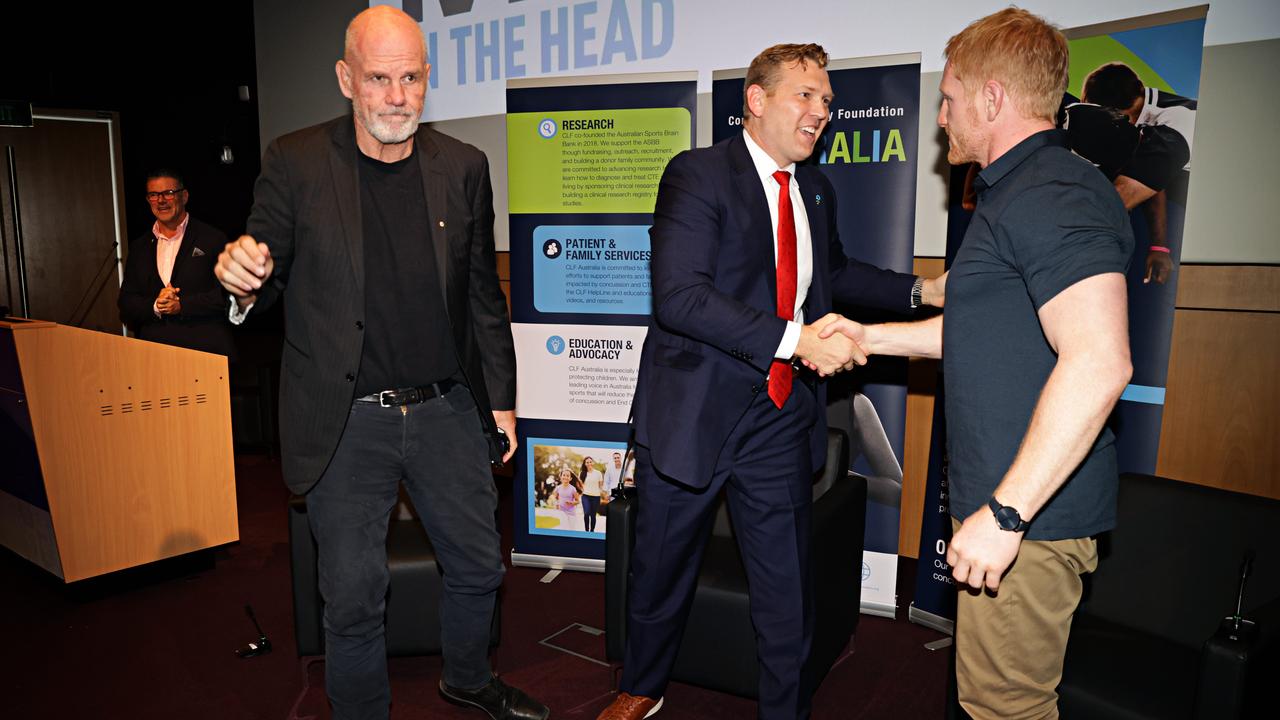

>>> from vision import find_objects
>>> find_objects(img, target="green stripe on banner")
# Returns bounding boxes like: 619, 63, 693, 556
1067, 35, 1174, 98
1121, 384, 1166, 405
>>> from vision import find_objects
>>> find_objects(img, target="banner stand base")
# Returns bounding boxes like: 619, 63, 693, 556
512, 551, 605, 573
908, 603, 954, 635
859, 599, 896, 618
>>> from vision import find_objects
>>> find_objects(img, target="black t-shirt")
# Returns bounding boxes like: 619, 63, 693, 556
943, 130, 1134, 541
355, 147, 460, 396
1123, 124, 1190, 193
1122, 89, 1196, 199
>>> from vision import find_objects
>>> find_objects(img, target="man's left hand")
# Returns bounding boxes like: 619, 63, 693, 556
947, 505, 1023, 591
492, 410, 517, 463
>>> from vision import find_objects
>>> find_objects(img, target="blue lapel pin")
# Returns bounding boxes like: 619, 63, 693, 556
815, 194, 823, 206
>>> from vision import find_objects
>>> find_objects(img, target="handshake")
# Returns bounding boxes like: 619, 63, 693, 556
794, 313, 869, 377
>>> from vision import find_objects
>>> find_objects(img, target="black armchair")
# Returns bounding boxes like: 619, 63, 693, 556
604, 429, 867, 698
288, 495, 500, 657
1058, 474, 1280, 720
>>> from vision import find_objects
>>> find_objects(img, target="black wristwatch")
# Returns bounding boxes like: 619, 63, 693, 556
988, 496, 1030, 532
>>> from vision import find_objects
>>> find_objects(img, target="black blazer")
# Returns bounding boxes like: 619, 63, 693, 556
247, 117, 515, 494
632, 134, 915, 487
118, 216, 236, 358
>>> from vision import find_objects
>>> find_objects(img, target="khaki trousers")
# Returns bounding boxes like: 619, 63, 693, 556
952, 518, 1098, 720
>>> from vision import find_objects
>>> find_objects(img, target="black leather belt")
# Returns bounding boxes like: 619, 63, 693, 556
356, 380, 458, 407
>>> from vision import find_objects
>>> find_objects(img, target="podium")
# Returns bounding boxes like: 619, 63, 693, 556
0, 318, 238, 581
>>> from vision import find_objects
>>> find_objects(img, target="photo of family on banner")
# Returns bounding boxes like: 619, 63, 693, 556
528, 441, 635, 537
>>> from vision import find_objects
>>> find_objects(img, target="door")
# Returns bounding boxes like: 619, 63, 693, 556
0, 111, 126, 333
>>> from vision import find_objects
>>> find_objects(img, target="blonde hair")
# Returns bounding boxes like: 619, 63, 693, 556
944, 7, 1068, 121
743, 43, 829, 117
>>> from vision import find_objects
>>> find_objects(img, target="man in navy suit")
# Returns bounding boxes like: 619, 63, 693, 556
598, 44, 942, 720
118, 170, 235, 358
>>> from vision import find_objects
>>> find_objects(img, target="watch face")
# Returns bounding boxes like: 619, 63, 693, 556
994, 505, 1021, 531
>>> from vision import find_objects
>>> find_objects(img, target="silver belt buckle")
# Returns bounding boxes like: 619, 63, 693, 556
379, 390, 394, 408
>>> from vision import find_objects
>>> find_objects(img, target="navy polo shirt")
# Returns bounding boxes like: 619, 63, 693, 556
943, 129, 1134, 541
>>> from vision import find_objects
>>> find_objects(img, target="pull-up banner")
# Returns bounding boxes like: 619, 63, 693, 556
712, 54, 922, 617
1064, 6, 1206, 474
910, 5, 1209, 633
507, 72, 696, 571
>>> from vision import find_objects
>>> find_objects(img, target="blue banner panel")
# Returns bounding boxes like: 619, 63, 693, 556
507, 74, 696, 567
910, 372, 956, 631
712, 57, 921, 615
531, 224, 653, 315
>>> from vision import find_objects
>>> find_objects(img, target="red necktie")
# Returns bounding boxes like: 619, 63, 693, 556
769, 170, 797, 409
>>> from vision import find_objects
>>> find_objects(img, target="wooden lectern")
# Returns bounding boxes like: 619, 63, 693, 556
0, 318, 238, 582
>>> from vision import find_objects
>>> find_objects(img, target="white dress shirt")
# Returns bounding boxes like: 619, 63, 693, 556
742, 130, 814, 360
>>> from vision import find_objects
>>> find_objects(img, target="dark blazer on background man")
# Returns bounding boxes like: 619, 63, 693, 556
245, 116, 515, 495
632, 132, 915, 488
118, 216, 236, 358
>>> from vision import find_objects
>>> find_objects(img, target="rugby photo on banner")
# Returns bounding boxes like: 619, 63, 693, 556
1063, 7, 1206, 474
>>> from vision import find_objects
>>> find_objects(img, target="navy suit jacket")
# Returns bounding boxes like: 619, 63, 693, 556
118, 215, 236, 358
632, 133, 914, 488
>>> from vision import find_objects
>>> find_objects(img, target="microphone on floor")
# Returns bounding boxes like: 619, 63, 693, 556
235, 604, 273, 658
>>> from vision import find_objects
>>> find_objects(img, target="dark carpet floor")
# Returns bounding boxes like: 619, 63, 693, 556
2, 453, 949, 719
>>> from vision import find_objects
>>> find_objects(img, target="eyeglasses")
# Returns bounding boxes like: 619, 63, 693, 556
145, 188, 184, 201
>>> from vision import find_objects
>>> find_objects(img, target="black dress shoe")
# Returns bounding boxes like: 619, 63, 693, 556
439, 674, 550, 720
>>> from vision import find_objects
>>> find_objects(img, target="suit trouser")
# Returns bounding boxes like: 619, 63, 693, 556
305, 384, 505, 720
952, 518, 1099, 720
622, 381, 817, 720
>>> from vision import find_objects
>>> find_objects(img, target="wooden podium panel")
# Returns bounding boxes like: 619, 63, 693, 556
1, 319, 238, 581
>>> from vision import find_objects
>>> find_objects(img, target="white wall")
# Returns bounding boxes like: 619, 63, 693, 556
258, 0, 1280, 261
1182, 38, 1280, 263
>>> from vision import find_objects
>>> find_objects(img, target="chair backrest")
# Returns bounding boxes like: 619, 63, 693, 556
1079, 474, 1280, 649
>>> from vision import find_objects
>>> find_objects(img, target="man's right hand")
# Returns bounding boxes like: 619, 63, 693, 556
215, 235, 273, 308
795, 313, 867, 376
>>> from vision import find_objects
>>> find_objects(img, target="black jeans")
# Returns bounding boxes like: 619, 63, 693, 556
305, 385, 504, 720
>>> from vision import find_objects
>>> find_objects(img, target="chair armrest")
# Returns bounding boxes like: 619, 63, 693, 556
1193, 594, 1280, 719
605, 493, 638, 662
